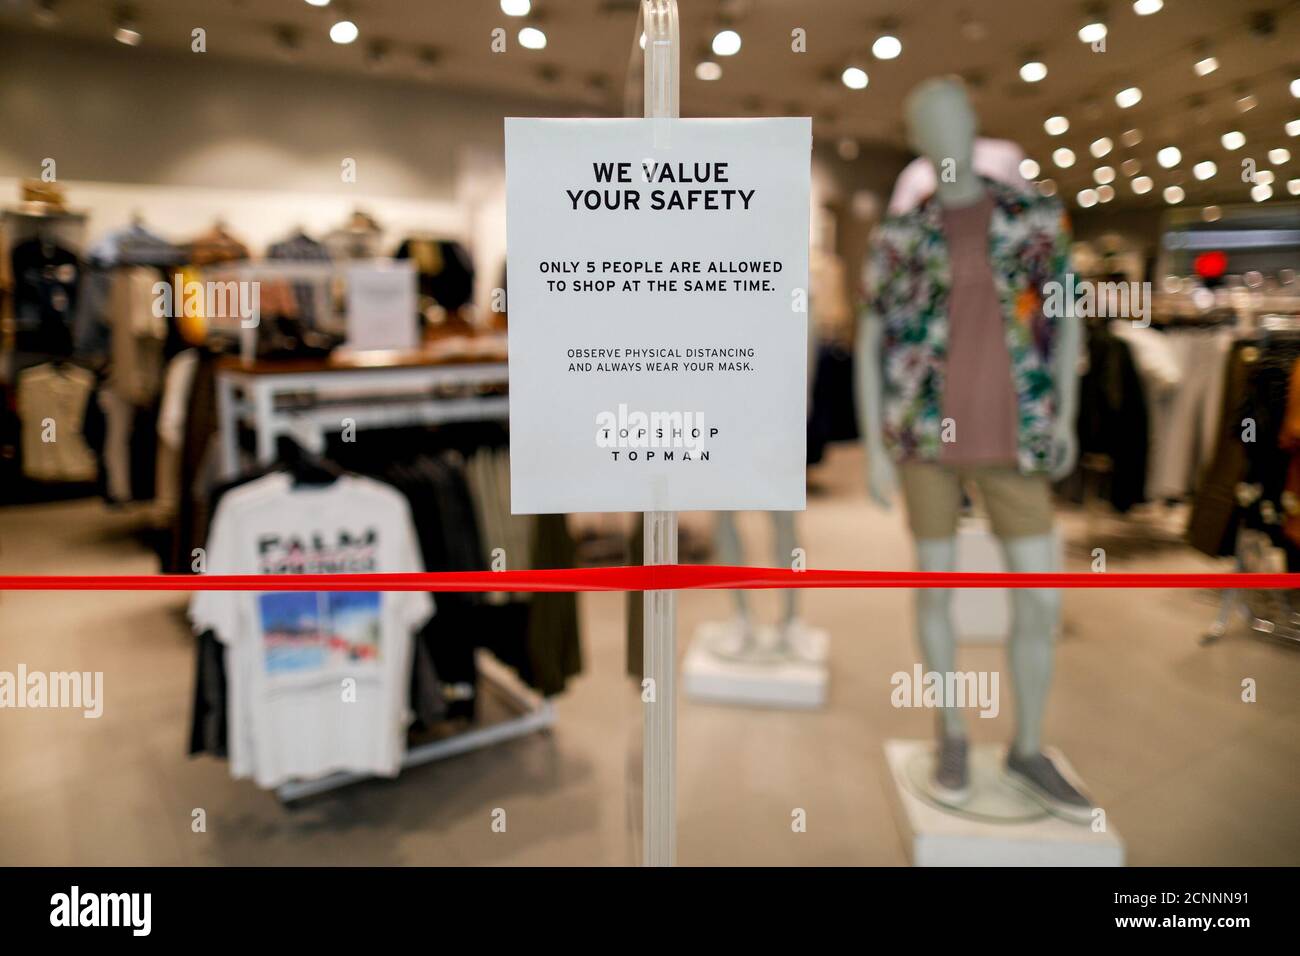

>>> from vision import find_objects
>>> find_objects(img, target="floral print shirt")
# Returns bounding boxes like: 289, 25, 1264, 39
866, 177, 1070, 474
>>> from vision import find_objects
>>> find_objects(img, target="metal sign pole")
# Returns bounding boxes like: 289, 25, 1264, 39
638, 0, 679, 869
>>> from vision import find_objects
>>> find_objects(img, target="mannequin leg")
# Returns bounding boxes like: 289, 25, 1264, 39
915, 537, 965, 740
999, 534, 1061, 758
714, 511, 750, 624
771, 511, 798, 625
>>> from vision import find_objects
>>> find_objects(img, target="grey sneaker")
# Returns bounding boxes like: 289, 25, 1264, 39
931, 736, 970, 805
1004, 750, 1093, 824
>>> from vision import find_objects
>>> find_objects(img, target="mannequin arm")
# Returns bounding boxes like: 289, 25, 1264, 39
1048, 304, 1082, 480
855, 312, 897, 507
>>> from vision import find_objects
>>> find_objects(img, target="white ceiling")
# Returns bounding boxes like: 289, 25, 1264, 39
5, 0, 1300, 209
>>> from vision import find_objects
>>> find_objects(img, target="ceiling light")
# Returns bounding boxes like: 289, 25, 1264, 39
1132, 176, 1154, 194
1053, 147, 1076, 168
1251, 183, 1273, 202
1121, 128, 1143, 147
500, 0, 530, 14
1256, 170, 1275, 185
329, 20, 358, 44
1193, 160, 1217, 180
712, 29, 741, 56
1020, 158, 1041, 179
1097, 184, 1116, 202
1202, 205, 1221, 221
1044, 115, 1069, 135
1221, 130, 1245, 150
872, 35, 902, 60
1090, 137, 1113, 158
1156, 146, 1181, 168
1037, 178, 1058, 197
1236, 93, 1258, 113
114, 25, 141, 45
1289, 179, 1300, 195
1289, 120, 1300, 137
695, 60, 721, 81
1194, 57, 1218, 77
1077, 188, 1099, 208
518, 26, 546, 49
841, 67, 868, 90
838, 138, 860, 161
305, 0, 331, 6
1094, 166, 1115, 184
1133, 0, 1163, 13
1078, 22, 1107, 44
1292, 78, 1300, 97
1020, 61, 1047, 83
1164, 185, 1185, 204
1121, 158, 1141, 176
1115, 87, 1142, 108
1269, 147, 1291, 164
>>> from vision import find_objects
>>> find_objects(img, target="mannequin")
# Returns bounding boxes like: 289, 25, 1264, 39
710, 510, 803, 660
858, 78, 1090, 822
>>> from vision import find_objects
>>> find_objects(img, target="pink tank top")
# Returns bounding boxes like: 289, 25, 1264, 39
938, 194, 1019, 466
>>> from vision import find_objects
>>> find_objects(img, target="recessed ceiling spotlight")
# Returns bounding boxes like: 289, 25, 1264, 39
695, 60, 722, 81
1078, 22, 1107, 45
1251, 183, 1273, 202
1156, 146, 1181, 168
1193, 160, 1217, 180
113, 6, 141, 46
1288, 119, 1300, 137
500, 0, 530, 15
1097, 184, 1116, 202
1237, 93, 1259, 113
1077, 188, 1099, 208
1020, 61, 1047, 83
1221, 130, 1246, 150
1202, 205, 1222, 221
1133, 0, 1163, 13
1163, 185, 1185, 204
1255, 170, 1275, 185
1020, 158, 1041, 178
1037, 178, 1058, 196
1094, 165, 1115, 184
329, 19, 358, 44
1268, 147, 1291, 164
1121, 128, 1143, 147
872, 35, 902, 60
1115, 87, 1142, 108
1292, 78, 1300, 98
1044, 115, 1069, 135
1121, 158, 1141, 176
518, 26, 547, 49
1289, 178, 1300, 195
841, 67, 868, 90
1194, 56, 1218, 77
1053, 147, 1076, 168
1091, 137, 1113, 157
305, 0, 331, 7
1132, 175, 1154, 194
712, 29, 742, 56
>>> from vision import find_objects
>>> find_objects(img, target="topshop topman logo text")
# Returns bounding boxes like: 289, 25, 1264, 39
50, 886, 151, 936
595, 403, 717, 450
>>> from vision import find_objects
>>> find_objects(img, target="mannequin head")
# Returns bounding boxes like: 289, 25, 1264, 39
903, 77, 982, 206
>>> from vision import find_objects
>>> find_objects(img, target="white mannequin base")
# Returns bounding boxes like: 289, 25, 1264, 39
884, 738, 1125, 866
682, 619, 829, 709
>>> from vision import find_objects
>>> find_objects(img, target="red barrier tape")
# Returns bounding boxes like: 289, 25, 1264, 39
0, 565, 1295, 591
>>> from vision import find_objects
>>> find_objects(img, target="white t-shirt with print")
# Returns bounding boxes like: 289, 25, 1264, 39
190, 473, 433, 789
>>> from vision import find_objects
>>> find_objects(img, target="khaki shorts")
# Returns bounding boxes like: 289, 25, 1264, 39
898, 462, 1053, 540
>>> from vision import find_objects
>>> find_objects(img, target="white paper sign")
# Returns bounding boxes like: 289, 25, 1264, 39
505, 118, 810, 514
345, 260, 418, 352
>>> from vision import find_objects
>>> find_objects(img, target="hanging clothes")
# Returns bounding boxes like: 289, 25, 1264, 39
10, 236, 79, 367
14, 362, 97, 482
1075, 322, 1149, 513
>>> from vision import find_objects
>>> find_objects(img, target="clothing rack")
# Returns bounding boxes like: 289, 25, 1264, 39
211, 349, 552, 802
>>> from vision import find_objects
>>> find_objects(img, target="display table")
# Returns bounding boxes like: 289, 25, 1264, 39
214, 340, 509, 478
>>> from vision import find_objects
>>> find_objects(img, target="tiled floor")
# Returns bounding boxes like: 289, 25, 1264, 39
1, 445, 1297, 865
